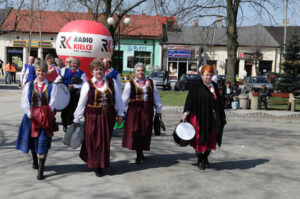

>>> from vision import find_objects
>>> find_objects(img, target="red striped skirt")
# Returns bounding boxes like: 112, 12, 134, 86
80, 106, 115, 168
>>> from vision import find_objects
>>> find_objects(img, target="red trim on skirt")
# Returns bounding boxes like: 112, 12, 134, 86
189, 113, 216, 152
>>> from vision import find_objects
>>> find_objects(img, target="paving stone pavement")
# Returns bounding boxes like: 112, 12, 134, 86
1, 88, 300, 199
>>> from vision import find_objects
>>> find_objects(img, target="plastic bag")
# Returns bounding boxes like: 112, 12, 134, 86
69, 124, 84, 149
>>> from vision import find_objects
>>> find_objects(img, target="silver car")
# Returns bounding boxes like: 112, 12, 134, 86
149, 71, 171, 90
244, 76, 273, 93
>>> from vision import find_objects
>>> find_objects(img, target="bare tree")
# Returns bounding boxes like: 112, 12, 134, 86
58, 0, 148, 43
152, 0, 278, 84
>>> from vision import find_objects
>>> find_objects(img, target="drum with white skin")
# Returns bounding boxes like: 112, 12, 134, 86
55, 83, 70, 111
173, 122, 196, 147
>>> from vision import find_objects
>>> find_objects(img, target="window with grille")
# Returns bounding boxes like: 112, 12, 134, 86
134, 51, 151, 65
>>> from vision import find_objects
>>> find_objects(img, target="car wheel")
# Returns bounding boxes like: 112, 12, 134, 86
175, 85, 179, 91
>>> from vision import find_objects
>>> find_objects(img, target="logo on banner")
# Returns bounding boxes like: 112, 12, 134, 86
58, 35, 112, 54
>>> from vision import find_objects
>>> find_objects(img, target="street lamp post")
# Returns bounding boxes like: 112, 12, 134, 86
107, 16, 131, 73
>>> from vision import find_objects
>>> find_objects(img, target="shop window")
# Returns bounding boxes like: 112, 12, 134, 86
134, 51, 151, 65
207, 60, 217, 68
7, 47, 23, 70
168, 61, 178, 78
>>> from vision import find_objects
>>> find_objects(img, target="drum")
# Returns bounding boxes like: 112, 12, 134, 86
55, 83, 70, 111
173, 122, 195, 147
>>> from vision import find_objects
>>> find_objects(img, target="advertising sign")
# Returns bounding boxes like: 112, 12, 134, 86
168, 50, 191, 58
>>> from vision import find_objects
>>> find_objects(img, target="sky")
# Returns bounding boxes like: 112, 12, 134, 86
1, 0, 300, 27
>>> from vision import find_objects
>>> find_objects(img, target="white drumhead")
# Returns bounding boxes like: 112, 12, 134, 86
55, 83, 70, 110
175, 122, 195, 140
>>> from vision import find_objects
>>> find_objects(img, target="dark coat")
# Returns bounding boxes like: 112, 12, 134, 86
184, 80, 226, 146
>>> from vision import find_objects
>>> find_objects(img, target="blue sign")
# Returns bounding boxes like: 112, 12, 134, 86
168, 50, 191, 58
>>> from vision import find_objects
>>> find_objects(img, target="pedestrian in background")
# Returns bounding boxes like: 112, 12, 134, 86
73, 59, 123, 177
212, 69, 219, 83
10, 63, 17, 83
16, 60, 58, 180
0, 58, 4, 76
258, 84, 269, 110
243, 70, 248, 83
4, 61, 12, 84
21, 56, 36, 87
181, 65, 226, 170
223, 81, 234, 109
61, 58, 86, 132
65, 57, 72, 68
103, 58, 122, 93
122, 63, 163, 164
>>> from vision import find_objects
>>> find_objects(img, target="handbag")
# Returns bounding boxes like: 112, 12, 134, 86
153, 114, 161, 136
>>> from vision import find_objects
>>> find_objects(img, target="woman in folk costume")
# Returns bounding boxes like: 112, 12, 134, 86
16, 60, 58, 180
181, 65, 226, 170
73, 59, 124, 177
122, 63, 163, 164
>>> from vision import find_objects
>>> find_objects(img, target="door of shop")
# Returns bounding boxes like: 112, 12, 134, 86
245, 60, 253, 76
178, 62, 187, 78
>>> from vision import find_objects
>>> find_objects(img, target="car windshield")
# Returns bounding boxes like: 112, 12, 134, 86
251, 77, 269, 83
277, 77, 293, 83
150, 72, 164, 78
185, 75, 201, 80
218, 75, 226, 80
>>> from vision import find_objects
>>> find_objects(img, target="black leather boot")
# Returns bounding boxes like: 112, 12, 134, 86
135, 150, 142, 164
203, 150, 211, 169
31, 151, 38, 169
140, 151, 145, 162
95, 168, 103, 177
197, 153, 205, 170
37, 158, 46, 180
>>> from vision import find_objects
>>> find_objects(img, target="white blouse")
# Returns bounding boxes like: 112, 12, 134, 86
122, 77, 163, 113
73, 77, 124, 123
21, 79, 58, 118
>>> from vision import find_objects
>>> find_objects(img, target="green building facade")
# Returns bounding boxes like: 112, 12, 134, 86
113, 38, 162, 74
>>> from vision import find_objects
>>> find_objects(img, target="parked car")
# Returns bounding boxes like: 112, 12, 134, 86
217, 74, 226, 87
174, 74, 201, 91
244, 76, 273, 93
149, 71, 171, 90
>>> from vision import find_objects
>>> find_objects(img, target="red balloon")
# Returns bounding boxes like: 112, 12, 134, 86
56, 20, 113, 79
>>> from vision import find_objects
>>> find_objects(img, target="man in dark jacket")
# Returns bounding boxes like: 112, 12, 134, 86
258, 84, 270, 110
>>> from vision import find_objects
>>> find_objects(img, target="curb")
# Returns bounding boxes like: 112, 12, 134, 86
162, 106, 300, 123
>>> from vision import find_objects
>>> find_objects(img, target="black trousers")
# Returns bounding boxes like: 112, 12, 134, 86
258, 97, 268, 109
61, 89, 80, 128
11, 72, 16, 83
224, 94, 233, 108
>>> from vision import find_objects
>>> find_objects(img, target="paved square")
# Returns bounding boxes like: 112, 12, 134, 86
1, 89, 300, 199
